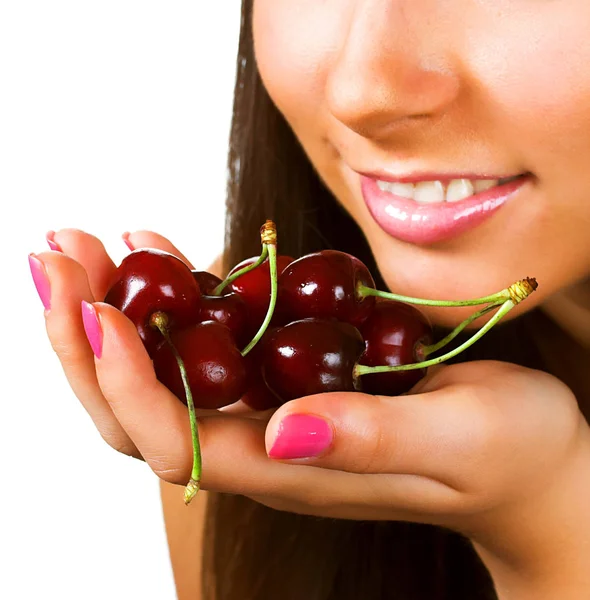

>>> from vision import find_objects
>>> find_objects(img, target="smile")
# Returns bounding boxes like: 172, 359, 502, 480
360, 172, 532, 245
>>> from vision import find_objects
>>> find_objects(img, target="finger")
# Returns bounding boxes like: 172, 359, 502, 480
91, 302, 353, 489
49, 228, 118, 302
32, 251, 140, 458
263, 385, 489, 490
90, 303, 455, 518
90, 301, 240, 480
218, 400, 275, 419
123, 230, 195, 269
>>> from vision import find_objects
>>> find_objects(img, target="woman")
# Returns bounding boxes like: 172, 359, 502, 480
29, 0, 590, 598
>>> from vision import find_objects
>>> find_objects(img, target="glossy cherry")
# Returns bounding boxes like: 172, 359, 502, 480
227, 254, 294, 334
262, 319, 365, 403
358, 300, 433, 396
152, 321, 247, 409
240, 329, 283, 411
190, 270, 249, 346
192, 271, 222, 295
278, 250, 376, 327
104, 249, 201, 355
198, 292, 249, 348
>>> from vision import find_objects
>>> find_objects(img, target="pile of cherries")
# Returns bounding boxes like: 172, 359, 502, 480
103, 220, 537, 503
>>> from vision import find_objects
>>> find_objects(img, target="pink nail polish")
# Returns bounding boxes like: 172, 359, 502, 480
122, 232, 134, 251
28, 254, 51, 310
81, 301, 103, 358
269, 414, 333, 459
46, 231, 62, 252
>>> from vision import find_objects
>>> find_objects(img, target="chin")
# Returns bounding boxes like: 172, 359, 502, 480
418, 301, 541, 332
367, 243, 548, 331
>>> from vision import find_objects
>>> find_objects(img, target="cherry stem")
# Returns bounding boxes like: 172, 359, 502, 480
211, 245, 269, 297
355, 298, 516, 378
150, 311, 201, 506
420, 301, 502, 358
358, 277, 538, 308
241, 243, 278, 357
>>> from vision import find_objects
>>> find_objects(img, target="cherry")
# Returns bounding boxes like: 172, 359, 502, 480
262, 319, 365, 403
241, 374, 281, 411
240, 329, 283, 411
278, 250, 376, 327
227, 254, 294, 334
192, 271, 222, 295
104, 249, 201, 355
190, 271, 249, 347
152, 321, 247, 409
198, 292, 249, 348
358, 300, 433, 396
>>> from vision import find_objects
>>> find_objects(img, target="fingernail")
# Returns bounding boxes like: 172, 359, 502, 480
268, 414, 333, 459
122, 232, 134, 251
28, 254, 51, 310
81, 301, 103, 359
46, 231, 62, 252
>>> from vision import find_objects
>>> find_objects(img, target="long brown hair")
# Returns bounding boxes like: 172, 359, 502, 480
201, 2, 548, 598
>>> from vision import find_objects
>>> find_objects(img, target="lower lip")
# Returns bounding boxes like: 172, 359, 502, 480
360, 174, 531, 245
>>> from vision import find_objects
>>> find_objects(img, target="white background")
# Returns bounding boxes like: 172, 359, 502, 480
1, 2, 241, 598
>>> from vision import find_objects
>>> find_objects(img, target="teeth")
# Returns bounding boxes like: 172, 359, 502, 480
376, 177, 503, 203
390, 182, 415, 199
473, 179, 498, 193
377, 180, 414, 198
414, 181, 445, 204
446, 179, 474, 202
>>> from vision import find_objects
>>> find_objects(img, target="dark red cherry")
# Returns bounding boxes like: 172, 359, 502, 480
262, 319, 365, 403
278, 250, 376, 327
358, 300, 433, 396
227, 254, 294, 334
152, 321, 247, 409
240, 330, 282, 411
104, 249, 201, 355
198, 292, 249, 348
192, 271, 223, 295
241, 375, 281, 411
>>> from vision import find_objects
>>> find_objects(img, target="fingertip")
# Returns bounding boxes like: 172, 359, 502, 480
28, 252, 52, 311
122, 230, 194, 268
81, 301, 103, 359
266, 412, 334, 460
46, 230, 62, 252
92, 301, 153, 366
121, 231, 134, 251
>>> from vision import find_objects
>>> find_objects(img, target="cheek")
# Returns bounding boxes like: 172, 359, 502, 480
468, 7, 590, 176
252, 1, 343, 131
469, 11, 590, 281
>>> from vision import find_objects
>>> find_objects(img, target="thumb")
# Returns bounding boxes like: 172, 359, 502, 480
264, 381, 477, 485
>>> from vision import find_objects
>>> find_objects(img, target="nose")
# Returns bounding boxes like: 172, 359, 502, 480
325, 2, 461, 140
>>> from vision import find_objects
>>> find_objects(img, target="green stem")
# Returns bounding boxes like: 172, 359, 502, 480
355, 299, 515, 377
150, 312, 201, 505
241, 243, 277, 357
421, 302, 502, 358
211, 245, 269, 296
358, 283, 510, 308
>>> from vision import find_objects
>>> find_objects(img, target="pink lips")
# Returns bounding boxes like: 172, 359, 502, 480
360, 174, 532, 245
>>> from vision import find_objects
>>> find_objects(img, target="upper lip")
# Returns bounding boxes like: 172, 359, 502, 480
357, 170, 528, 184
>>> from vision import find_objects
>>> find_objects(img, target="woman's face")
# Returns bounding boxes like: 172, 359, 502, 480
252, 0, 590, 327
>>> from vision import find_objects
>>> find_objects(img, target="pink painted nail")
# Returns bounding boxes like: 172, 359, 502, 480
122, 232, 134, 251
268, 414, 333, 459
28, 254, 51, 310
81, 301, 103, 359
46, 231, 62, 252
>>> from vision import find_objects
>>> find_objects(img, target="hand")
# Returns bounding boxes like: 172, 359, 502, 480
31, 228, 225, 463
33, 229, 590, 595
